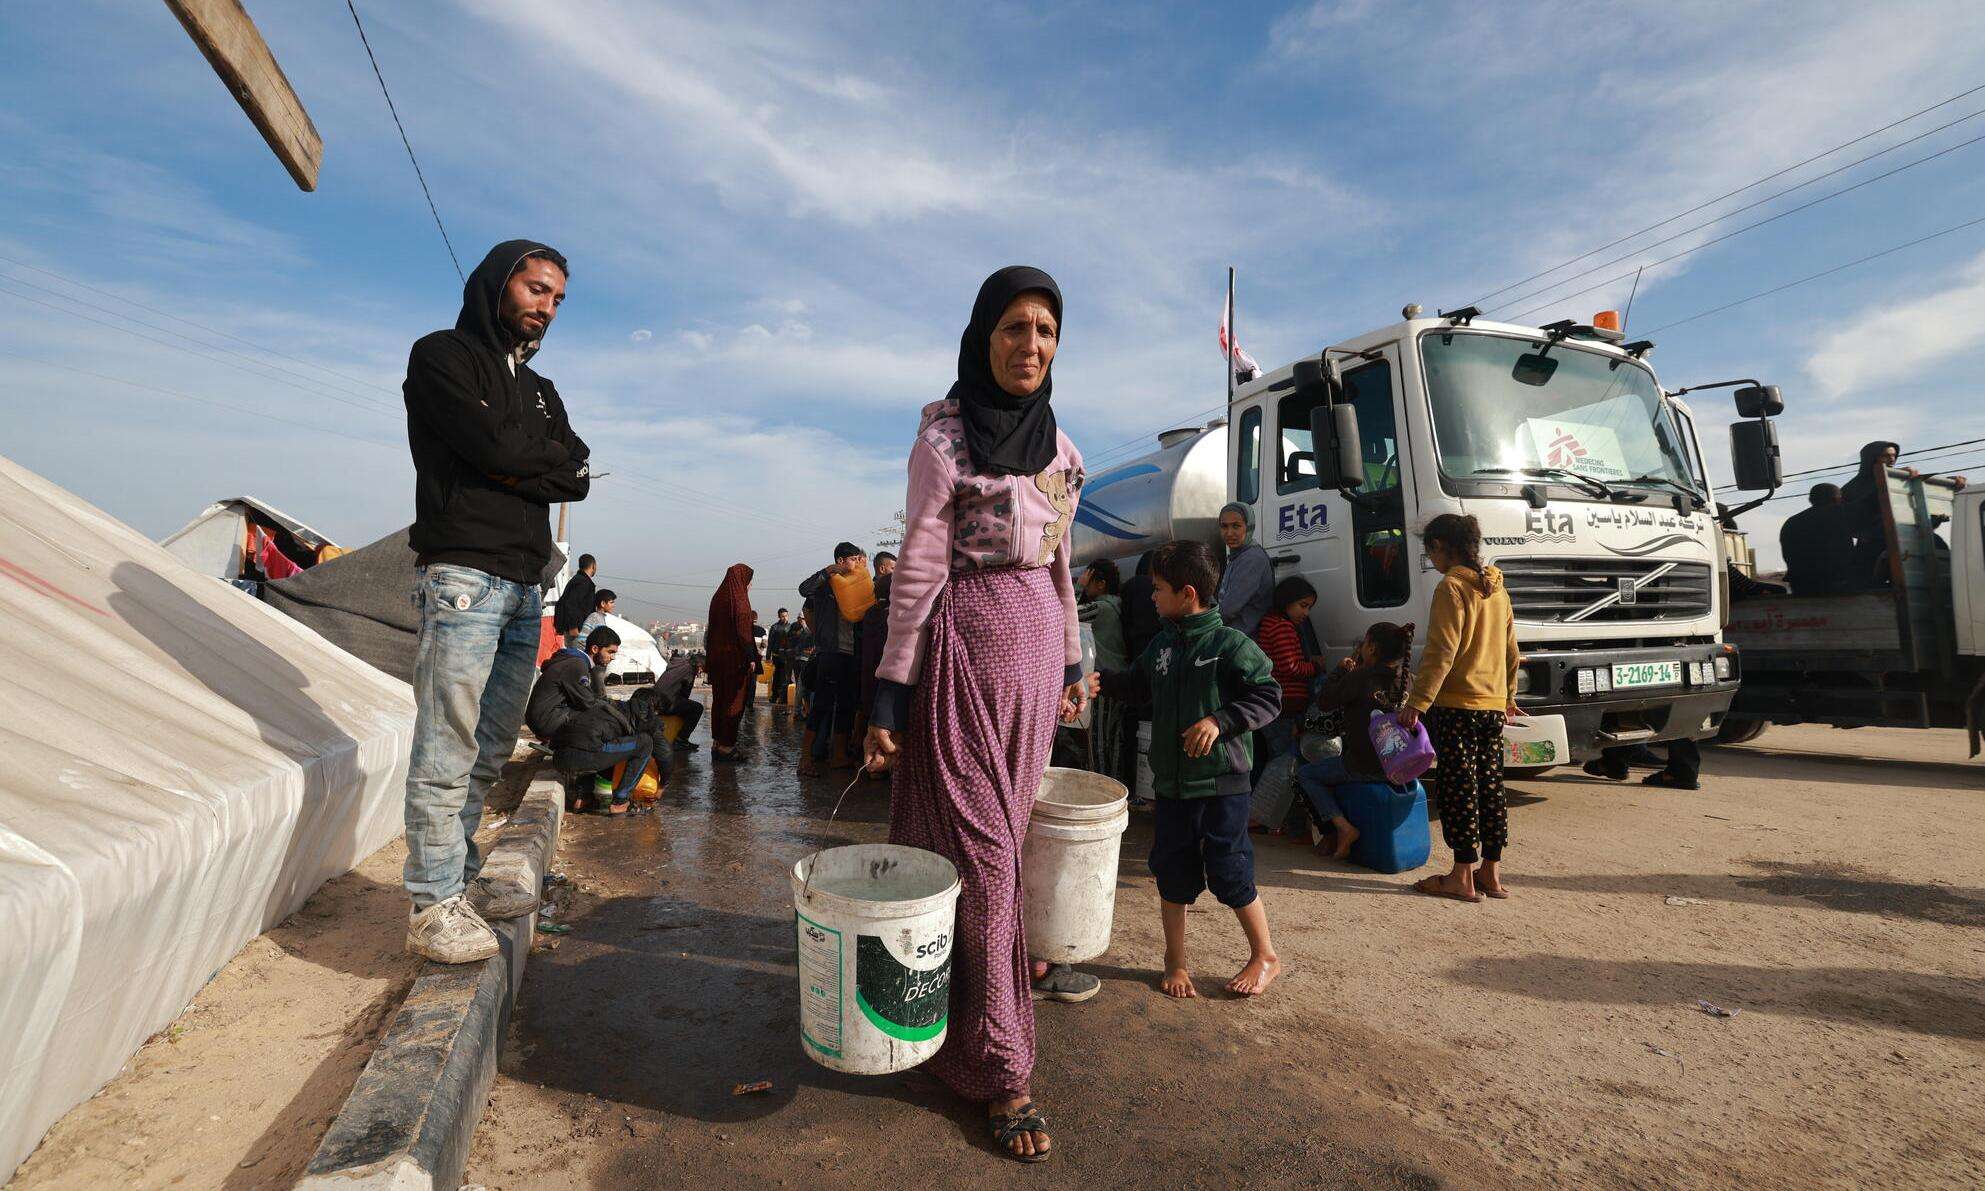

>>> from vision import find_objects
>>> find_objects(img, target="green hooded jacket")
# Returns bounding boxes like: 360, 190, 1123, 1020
1098, 606, 1281, 799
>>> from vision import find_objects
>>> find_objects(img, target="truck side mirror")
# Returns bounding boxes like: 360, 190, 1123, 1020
1308, 403, 1366, 491
1729, 419, 1782, 491
1733, 384, 1784, 418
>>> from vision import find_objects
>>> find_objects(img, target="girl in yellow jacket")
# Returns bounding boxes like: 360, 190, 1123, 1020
1397, 514, 1519, 903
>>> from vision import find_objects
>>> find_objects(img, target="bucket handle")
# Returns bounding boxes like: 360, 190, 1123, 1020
798, 769, 868, 901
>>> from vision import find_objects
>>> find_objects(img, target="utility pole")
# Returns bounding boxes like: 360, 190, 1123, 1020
162, 0, 322, 190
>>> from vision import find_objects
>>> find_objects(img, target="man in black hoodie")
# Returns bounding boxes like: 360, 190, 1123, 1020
403, 240, 591, 965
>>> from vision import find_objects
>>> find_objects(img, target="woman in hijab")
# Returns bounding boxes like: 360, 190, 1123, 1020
1214, 501, 1274, 636
864, 266, 1089, 1163
705, 563, 755, 763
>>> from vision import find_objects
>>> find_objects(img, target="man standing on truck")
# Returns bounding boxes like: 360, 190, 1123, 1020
401, 240, 591, 964
1780, 484, 1858, 596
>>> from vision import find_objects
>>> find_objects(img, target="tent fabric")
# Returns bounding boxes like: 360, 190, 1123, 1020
0, 455, 412, 1181
159, 496, 335, 582
260, 526, 422, 684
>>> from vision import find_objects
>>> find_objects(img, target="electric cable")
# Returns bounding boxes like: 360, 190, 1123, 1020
1469, 81, 1985, 307
345, 0, 464, 282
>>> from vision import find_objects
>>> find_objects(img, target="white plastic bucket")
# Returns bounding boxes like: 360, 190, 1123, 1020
1023, 767, 1130, 964
792, 844, 960, 1075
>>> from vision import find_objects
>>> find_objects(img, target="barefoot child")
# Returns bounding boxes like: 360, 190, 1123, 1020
1092, 540, 1283, 997
1298, 621, 1415, 859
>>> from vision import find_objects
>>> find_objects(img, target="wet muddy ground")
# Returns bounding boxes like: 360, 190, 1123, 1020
464, 703, 1984, 1189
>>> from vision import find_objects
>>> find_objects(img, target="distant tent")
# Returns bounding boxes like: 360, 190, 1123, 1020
159, 496, 340, 583
259, 527, 421, 683
0, 456, 411, 1181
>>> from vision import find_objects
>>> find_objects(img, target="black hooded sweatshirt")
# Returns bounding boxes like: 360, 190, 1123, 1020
404, 240, 591, 585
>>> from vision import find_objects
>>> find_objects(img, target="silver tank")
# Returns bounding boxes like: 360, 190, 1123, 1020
1072, 421, 1229, 568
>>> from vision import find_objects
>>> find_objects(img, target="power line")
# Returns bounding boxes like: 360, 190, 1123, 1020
0, 347, 401, 449
0, 277, 403, 419
1716, 437, 1985, 493
1502, 125, 1985, 323
1469, 81, 1985, 307
345, 0, 464, 283
0, 271, 400, 414
0, 253, 404, 403
1743, 451, 1985, 506
1640, 211, 1985, 335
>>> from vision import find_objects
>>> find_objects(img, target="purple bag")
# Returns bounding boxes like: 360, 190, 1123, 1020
1368, 709, 1436, 786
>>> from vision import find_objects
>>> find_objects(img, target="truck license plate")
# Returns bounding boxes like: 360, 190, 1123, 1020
1612, 661, 1682, 689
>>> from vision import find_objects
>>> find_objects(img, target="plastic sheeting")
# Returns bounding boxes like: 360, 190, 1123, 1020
0, 455, 413, 1181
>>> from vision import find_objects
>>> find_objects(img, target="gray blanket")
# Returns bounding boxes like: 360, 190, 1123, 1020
260, 527, 421, 683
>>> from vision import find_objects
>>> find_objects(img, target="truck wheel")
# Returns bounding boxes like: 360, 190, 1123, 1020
1714, 716, 1769, 745
1504, 764, 1557, 781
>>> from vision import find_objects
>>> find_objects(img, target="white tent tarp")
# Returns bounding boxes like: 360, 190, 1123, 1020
159, 495, 335, 580
0, 456, 412, 1180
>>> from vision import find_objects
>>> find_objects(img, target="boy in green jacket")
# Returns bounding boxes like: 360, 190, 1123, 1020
1092, 540, 1283, 998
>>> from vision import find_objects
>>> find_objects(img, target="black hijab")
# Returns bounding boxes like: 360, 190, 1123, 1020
948, 266, 1062, 477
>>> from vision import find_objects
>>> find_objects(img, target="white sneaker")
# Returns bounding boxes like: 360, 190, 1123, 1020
406, 895, 501, 964
467, 874, 539, 922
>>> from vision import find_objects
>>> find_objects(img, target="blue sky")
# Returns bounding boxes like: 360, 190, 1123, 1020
5, 0, 1985, 621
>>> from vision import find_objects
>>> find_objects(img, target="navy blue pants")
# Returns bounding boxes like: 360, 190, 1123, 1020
555, 732, 656, 804
1149, 792, 1258, 908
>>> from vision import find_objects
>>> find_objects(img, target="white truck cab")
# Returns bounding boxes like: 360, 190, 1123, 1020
1076, 308, 1755, 764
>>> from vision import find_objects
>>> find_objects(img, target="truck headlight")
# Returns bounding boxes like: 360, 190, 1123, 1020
1515, 668, 1533, 695
1714, 655, 1733, 679
1576, 669, 1595, 697
1594, 668, 1612, 693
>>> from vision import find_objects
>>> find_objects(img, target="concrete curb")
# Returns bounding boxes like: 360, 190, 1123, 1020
296, 778, 564, 1191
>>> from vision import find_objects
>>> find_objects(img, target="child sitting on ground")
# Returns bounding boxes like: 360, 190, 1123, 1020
1298, 621, 1415, 859
1092, 540, 1283, 998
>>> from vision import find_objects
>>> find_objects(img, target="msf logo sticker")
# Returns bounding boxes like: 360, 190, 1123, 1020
1276, 501, 1330, 542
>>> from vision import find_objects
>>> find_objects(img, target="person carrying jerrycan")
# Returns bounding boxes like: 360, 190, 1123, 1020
1396, 514, 1520, 904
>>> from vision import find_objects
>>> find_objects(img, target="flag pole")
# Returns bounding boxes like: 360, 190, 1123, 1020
1226, 266, 1236, 406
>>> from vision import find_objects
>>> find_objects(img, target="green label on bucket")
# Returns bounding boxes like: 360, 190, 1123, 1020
796, 912, 843, 1058
855, 934, 951, 1042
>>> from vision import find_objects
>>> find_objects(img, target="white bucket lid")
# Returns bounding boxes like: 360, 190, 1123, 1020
1034, 767, 1129, 824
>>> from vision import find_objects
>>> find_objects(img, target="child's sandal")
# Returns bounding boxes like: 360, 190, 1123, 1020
989, 1104, 1052, 1163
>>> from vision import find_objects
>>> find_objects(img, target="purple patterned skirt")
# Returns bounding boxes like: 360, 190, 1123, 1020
889, 565, 1065, 1101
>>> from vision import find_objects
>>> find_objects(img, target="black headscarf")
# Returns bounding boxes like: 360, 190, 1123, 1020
948, 265, 1063, 477
457, 239, 568, 363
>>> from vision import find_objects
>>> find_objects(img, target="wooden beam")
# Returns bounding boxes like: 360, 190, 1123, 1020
162, 0, 323, 191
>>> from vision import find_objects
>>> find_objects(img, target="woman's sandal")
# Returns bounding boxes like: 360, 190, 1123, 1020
1414, 875, 1482, 903
1477, 882, 1509, 899
989, 1104, 1052, 1163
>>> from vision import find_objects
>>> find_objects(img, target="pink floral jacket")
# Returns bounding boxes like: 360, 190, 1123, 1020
876, 399, 1085, 687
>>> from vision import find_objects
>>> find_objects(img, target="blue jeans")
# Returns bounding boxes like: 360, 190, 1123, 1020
404, 564, 542, 909
556, 733, 656, 803
1297, 755, 1353, 822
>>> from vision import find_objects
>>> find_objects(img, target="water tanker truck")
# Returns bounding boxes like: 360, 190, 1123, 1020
1072, 305, 1791, 773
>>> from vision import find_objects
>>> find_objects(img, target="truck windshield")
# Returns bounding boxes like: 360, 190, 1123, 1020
1420, 331, 1694, 494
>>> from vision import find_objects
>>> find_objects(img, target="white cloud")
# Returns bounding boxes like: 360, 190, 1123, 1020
469, 0, 990, 224
1805, 251, 1985, 398
629, 328, 652, 342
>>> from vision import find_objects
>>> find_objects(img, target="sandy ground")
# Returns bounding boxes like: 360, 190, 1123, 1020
463, 712, 1985, 1189
7, 760, 540, 1191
